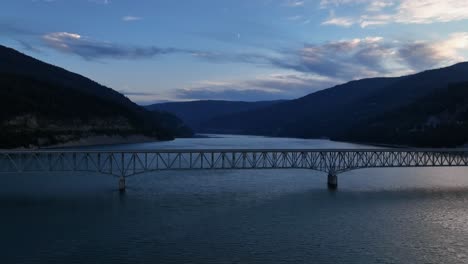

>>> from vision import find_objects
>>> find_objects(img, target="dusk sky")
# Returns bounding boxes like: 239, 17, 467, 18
2, 0, 468, 104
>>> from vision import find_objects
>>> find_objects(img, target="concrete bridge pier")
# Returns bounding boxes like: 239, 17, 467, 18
327, 172, 338, 190
119, 176, 126, 192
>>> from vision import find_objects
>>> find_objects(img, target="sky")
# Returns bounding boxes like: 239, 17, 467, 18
2, 0, 468, 105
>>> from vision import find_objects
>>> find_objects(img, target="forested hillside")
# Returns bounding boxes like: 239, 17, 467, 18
198, 62, 468, 146
342, 82, 468, 147
0, 45, 192, 148
147, 100, 283, 131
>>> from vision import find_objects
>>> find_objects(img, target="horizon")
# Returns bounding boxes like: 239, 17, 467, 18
2, 0, 468, 104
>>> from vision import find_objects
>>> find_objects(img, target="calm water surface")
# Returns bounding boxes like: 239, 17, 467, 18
2, 135, 468, 264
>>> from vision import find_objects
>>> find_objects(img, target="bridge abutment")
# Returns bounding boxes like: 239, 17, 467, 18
119, 176, 126, 192
327, 172, 338, 190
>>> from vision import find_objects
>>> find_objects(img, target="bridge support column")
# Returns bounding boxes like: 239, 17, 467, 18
119, 176, 126, 192
327, 172, 338, 190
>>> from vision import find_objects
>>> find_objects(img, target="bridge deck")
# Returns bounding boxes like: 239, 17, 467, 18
1, 149, 468, 176
2, 148, 468, 190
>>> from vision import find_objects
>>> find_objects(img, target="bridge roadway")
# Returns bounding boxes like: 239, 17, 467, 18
1, 148, 468, 190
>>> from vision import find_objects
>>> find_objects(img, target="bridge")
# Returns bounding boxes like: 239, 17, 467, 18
1, 148, 468, 190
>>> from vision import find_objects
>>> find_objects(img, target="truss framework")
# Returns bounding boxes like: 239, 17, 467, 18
1, 149, 468, 177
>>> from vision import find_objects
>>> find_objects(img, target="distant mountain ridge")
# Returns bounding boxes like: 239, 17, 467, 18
154, 62, 468, 147
0, 45, 192, 148
146, 100, 284, 131
202, 62, 468, 146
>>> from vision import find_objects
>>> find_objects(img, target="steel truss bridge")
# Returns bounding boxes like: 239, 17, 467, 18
1, 149, 468, 190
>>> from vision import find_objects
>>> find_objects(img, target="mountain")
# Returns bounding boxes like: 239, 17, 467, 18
201, 62, 468, 145
343, 81, 468, 147
202, 77, 400, 136
146, 100, 283, 132
0, 45, 192, 148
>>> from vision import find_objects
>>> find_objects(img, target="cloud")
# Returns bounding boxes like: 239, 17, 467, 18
88, 0, 111, 4
270, 37, 391, 79
0, 22, 41, 52
162, 32, 468, 101
269, 34, 468, 80
38, 32, 468, 94
395, 0, 468, 24
366, 1, 394, 12
171, 73, 341, 101
189, 50, 275, 66
285, 0, 305, 7
398, 33, 468, 69
0, 21, 37, 35
287, 15, 303, 21
41, 32, 198, 60
321, 0, 468, 27
40, 31, 277, 64
319, 0, 369, 8
118, 90, 159, 96
176, 88, 285, 101
322, 15, 355, 27
17, 40, 41, 53
247, 74, 340, 94
359, 14, 392, 27
122, 16, 143, 22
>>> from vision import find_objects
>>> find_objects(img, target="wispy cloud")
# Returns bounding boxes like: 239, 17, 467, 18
285, 0, 305, 7
89, 0, 111, 4
40, 31, 276, 64
41, 32, 200, 60
17, 39, 41, 53
172, 73, 338, 101
319, 0, 369, 9
366, 1, 394, 12
271, 37, 393, 79
15, 26, 467, 101
320, 0, 468, 27
395, 0, 468, 24
166, 32, 468, 101
287, 15, 303, 21
39, 30, 468, 81
118, 90, 159, 96
270, 34, 468, 80
322, 11, 354, 27
122, 16, 143, 22
176, 88, 284, 101
398, 33, 468, 69
0, 21, 37, 35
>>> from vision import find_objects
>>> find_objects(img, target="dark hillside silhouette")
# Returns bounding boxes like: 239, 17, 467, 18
196, 62, 468, 146
0, 45, 192, 148
147, 100, 283, 131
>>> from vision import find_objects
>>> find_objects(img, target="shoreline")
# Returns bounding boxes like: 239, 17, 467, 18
4, 134, 162, 150
46, 134, 161, 149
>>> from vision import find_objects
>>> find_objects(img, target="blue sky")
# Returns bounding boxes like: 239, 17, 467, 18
2, 0, 468, 104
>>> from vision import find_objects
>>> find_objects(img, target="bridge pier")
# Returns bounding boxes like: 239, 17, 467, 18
327, 172, 338, 190
119, 176, 126, 192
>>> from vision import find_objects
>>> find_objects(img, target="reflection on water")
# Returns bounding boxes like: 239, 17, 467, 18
74, 134, 376, 150
2, 135, 468, 264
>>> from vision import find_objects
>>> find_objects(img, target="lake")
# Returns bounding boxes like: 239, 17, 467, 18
2, 135, 468, 263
